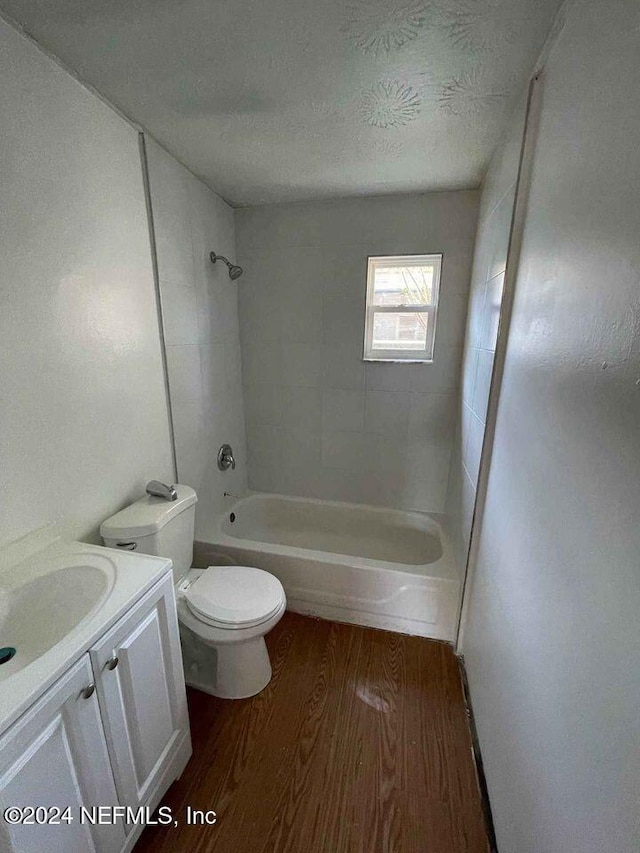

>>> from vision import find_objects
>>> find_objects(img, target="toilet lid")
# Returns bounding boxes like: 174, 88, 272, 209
184, 566, 285, 628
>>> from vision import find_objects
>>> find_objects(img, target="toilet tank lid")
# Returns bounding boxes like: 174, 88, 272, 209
100, 485, 197, 540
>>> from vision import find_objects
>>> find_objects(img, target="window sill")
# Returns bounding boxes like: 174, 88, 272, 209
362, 358, 434, 364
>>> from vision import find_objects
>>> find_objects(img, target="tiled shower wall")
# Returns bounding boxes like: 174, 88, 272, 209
145, 139, 247, 540
235, 191, 478, 512
445, 101, 527, 569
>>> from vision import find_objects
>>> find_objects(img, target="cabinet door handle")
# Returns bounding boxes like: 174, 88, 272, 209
106, 656, 119, 671
81, 684, 96, 700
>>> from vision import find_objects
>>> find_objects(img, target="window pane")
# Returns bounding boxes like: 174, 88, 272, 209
372, 264, 434, 306
372, 311, 428, 351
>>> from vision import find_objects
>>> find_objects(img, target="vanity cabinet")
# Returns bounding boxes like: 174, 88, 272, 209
0, 656, 125, 853
90, 574, 189, 812
0, 572, 190, 853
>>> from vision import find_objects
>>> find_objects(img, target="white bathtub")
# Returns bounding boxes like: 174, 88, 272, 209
195, 493, 461, 641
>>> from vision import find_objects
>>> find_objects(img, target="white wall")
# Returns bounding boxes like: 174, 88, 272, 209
446, 101, 526, 569
235, 191, 478, 512
145, 140, 247, 540
0, 19, 174, 548
462, 1, 640, 851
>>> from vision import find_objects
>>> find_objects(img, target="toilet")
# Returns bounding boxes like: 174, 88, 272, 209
100, 485, 286, 699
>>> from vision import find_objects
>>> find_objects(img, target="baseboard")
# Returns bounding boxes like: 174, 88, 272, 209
458, 656, 499, 853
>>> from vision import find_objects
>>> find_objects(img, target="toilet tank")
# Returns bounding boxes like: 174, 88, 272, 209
100, 485, 197, 582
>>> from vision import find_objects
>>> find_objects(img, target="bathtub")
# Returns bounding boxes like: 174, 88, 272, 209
195, 493, 461, 641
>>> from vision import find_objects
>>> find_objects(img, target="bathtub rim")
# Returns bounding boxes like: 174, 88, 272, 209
209, 491, 459, 582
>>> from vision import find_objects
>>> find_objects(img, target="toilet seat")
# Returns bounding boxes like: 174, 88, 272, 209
184, 565, 285, 630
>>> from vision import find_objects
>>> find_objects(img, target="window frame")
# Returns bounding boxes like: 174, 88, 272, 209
363, 253, 443, 363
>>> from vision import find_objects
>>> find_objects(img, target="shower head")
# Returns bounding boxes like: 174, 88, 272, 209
210, 251, 243, 281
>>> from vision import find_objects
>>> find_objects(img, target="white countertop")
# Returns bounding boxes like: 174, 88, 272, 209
0, 528, 172, 737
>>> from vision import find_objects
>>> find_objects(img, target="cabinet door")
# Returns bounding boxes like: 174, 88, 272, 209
90, 574, 190, 810
0, 656, 125, 853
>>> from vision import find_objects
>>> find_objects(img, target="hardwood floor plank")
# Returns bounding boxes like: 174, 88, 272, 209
135, 613, 489, 853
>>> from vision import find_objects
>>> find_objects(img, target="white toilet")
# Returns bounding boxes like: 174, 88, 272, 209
100, 485, 286, 699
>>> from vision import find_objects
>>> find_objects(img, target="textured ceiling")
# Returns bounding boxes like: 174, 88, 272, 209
1, 0, 562, 205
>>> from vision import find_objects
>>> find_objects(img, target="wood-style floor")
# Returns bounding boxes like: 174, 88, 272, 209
135, 612, 489, 853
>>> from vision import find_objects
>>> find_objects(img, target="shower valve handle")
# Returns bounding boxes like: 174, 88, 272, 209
217, 444, 236, 471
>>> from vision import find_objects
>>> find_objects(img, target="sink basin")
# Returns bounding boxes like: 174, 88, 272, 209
0, 557, 114, 680
0, 530, 171, 738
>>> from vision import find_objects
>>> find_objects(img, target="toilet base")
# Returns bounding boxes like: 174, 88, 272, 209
176, 571, 285, 700
180, 625, 273, 700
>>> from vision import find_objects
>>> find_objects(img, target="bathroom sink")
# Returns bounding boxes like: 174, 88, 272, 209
0, 530, 172, 737
0, 558, 114, 680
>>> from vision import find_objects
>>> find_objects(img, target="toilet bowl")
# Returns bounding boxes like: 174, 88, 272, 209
176, 566, 286, 699
100, 485, 286, 699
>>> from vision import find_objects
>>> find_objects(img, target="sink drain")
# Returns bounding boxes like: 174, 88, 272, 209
0, 647, 16, 665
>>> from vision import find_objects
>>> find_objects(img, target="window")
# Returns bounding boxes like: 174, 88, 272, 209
363, 254, 442, 362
